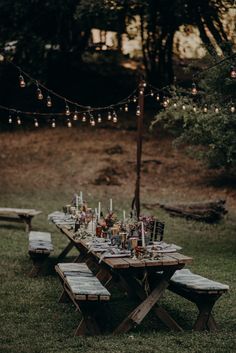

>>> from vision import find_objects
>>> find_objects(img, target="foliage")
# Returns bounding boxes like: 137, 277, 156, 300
151, 63, 236, 170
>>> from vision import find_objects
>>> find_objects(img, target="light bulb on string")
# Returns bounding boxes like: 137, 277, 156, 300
173, 103, 177, 109
230, 66, 236, 79
182, 104, 186, 111
67, 119, 72, 128
214, 106, 220, 114
230, 105, 235, 113
112, 111, 118, 123
191, 82, 197, 95
82, 113, 87, 122
163, 97, 168, 108
139, 89, 144, 95
193, 105, 197, 113
156, 94, 160, 101
46, 96, 52, 107
107, 111, 112, 121
124, 104, 129, 112
133, 96, 137, 103
150, 90, 154, 97
65, 103, 70, 116
90, 114, 95, 126
17, 115, 21, 125
73, 110, 78, 121
97, 114, 102, 123
36, 85, 43, 100
19, 74, 26, 88
203, 104, 208, 113
136, 105, 141, 116
34, 118, 39, 128
51, 119, 56, 128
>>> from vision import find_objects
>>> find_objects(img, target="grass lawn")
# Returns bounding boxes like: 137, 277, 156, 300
0, 128, 235, 353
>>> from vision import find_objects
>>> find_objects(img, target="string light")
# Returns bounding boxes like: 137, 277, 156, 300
156, 94, 160, 101
163, 97, 168, 108
67, 119, 72, 128
173, 103, 177, 109
150, 90, 154, 97
97, 114, 102, 123
65, 103, 70, 116
51, 119, 56, 128
17, 115, 21, 125
191, 82, 197, 95
34, 118, 39, 127
90, 114, 95, 126
230, 105, 235, 113
36, 86, 43, 100
107, 111, 112, 121
136, 105, 141, 116
73, 110, 78, 121
182, 104, 186, 110
133, 96, 137, 103
124, 104, 129, 112
46, 96, 52, 107
19, 75, 26, 88
203, 104, 208, 113
214, 106, 220, 113
112, 111, 118, 123
8, 114, 12, 123
193, 106, 197, 112
82, 113, 87, 122
230, 66, 236, 79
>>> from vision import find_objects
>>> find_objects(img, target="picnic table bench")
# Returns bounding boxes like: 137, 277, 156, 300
0, 207, 42, 231
28, 231, 53, 276
55, 262, 111, 336
168, 268, 229, 331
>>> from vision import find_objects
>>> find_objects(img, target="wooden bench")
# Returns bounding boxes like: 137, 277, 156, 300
55, 262, 111, 336
28, 231, 53, 276
168, 269, 229, 331
0, 207, 42, 231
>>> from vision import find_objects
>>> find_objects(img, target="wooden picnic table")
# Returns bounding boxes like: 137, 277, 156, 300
55, 224, 192, 333
0, 207, 42, 231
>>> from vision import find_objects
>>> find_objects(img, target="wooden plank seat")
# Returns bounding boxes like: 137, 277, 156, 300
168, 269, 229, 331
0, 207, 42, 231
28, 231, 53, 276
55, 262, 111, 336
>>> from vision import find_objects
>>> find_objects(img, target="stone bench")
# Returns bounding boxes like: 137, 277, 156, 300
0, 207, 42, 231
55, 262, 111, 336
28, 231, 53, 276
168, 268, 229, 331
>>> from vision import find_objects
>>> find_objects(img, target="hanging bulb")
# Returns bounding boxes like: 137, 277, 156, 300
193, 106, 197, 113
156, 94, 160, 101
124, 104, 129, 112
65, 103, 70, 116
51, 119, 56, 128
163, 97, 168, 108
191, 82, 197, 95
17, 115, 21, 125
182, 104, 186, 111
67, 119, 72, 128
150, 90, 154, 97
230, 66, 236, 79
107, 111, 112, 121
133, 96, 137, 103
173, 103, 177, 109
46, 96, 52, 107
97, 114, 102, 123
19, 75, 26, 88
139, 89, 144, 95
136, 105, 141, 116
82, 113, 87, 122
34, 118, 39, 128
37, 87, 43, 100
90, 115, 95, 126
203, 104, 208, 113
112, 111, 118, 123
214, 106, 219, 114
143, 82, 147, 88
230, 105, 235, 113
8, 114, 12, 124
73, 110, 78, 121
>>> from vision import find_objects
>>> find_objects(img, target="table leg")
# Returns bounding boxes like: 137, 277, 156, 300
57, 241, 74, 261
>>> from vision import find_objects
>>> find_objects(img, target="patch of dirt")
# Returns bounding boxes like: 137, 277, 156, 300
0, 126, 235, 209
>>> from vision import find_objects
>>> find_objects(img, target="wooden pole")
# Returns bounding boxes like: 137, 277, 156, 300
133, 80, 145, 219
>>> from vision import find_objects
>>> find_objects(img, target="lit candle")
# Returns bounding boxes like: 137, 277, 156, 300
98, 202, 101, 221
123, 210, 126, 222
110, 198, 112, 213
80, 191, 83, 204
141, 222, 145, 248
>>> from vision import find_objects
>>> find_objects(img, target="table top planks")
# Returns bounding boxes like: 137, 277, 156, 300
0, 207, 42, 217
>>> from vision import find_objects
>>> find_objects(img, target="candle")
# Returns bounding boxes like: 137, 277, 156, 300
98, 202, 101, 221
141, 221, 145, 248
123, 210, 126, 222
95, 208, 98, 219
75, 195, 79, 209
110, 198, 112, 212
80, 191, 83, 204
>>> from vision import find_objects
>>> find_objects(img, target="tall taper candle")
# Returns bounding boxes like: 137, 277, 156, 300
80, 191, 83, 204
98, 202, 101, 221
123, 210, 126, 222
141, 221, 145, 248
110, 198, 112, 212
